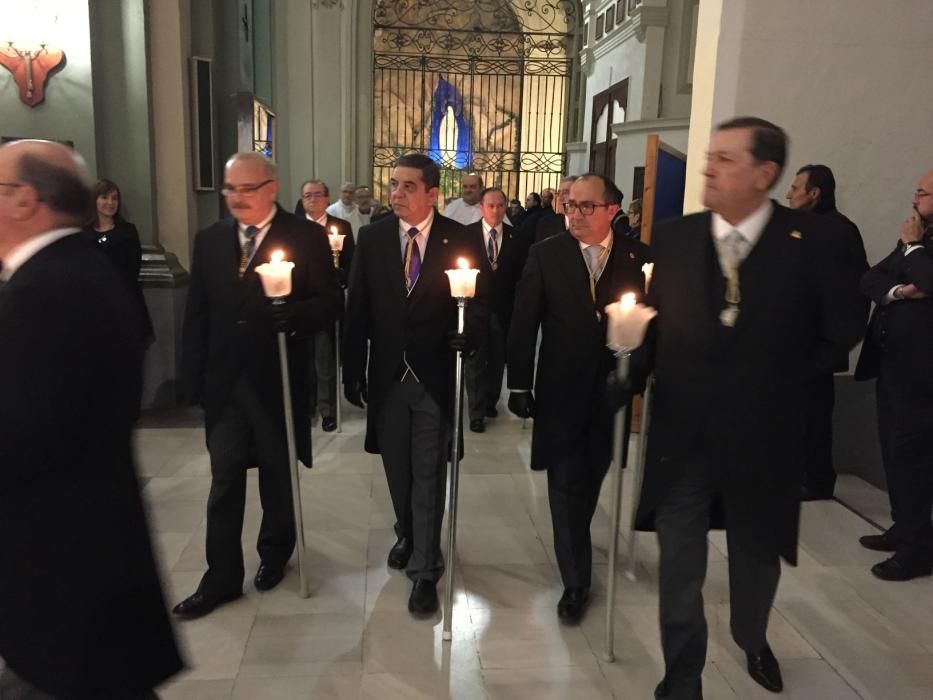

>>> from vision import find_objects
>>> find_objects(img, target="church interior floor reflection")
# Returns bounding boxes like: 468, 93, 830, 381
130, 405, 933, 700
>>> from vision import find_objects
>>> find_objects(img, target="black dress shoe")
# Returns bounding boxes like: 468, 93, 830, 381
408, 579, 438, 615
322, 416, 337, 432
485, 406, 499, 418
387, 536, 412, 570
556, 587, 589, 623
654, 679, 703, 699
860, 530, 898, 552
800, 484, 834, 501
746, 645, 783, 693
172, 590, 242, 620
469, 418, 485, 433
871, 554, 933, 581
254, 564, 286, 591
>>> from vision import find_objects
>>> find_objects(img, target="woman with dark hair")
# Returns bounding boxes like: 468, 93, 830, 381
83, 179, 154, 342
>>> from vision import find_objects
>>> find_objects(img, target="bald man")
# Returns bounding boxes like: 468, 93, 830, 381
856, 169, 933, 581
443, 173, 514, 228
327, 180, 364, 234
0, 140, 182, 697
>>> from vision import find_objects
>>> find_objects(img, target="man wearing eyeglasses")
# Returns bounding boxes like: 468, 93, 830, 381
175, 152, 340, 619
856, 170, 933, 582
506, 173, 649, 624
295, 179, 355, 432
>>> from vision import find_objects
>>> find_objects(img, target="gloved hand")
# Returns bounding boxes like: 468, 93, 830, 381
605, 373, 634, 413
345, 379, 368, 408
335, 267, 349, 290
508, 391, 535, 419
448, 330, 473, 355
267, 302, 296, 333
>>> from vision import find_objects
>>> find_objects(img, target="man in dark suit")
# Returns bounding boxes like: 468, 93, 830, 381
343, 153, 490, 616
625, 118, 865, 698
176, 153, 340, 619
507, 174, 649, 623
464, 187, 529, 432
296, 178, 355, 432
0, 140, 183, 698
855, 169, 933, 582
535, 176, 576, 243
786, 163, 870, 500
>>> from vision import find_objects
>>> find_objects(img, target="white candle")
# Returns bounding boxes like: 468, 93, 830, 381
328, 226, 346, 253
445, 257, 479, 298
642, 262, 654, 293
255, 250, 295, 298
605, 292, 657, 351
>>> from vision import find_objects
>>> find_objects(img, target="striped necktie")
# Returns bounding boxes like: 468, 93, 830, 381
238, 225, 260, 277
488, 227, 499, 268
404, 227, 422, 291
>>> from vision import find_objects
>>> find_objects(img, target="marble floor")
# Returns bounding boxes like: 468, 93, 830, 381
131, 404, 933, 700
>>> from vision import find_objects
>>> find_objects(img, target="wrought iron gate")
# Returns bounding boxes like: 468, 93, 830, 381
371, 0, 578, 206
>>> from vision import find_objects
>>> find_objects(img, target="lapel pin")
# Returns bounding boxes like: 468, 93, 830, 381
629, 252, 635, 259
790, 230, 802, 239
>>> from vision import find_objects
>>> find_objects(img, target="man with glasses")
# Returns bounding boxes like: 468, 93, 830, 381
856, 170, 933, 581
507, 173, 649, 623
296, 179, 355, 432
327, 181, 364, 235
175, 153, 340, 619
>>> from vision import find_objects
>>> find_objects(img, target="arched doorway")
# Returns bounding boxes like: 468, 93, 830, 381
371, 0, 579, 205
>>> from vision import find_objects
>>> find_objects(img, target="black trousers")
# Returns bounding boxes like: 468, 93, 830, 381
199, 377, 296, 597
308, 326, 337, 418
654, 456, 780, 700
803, 373, 836, 494
546, 422, 615, 590
376, 375, 450, 582
0, 665, 159, 700
465, 312, 506, 421
876, 376, 933, 563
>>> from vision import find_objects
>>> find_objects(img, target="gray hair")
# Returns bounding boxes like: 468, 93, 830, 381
17, 153, 91, 224
226, 152, 277, 180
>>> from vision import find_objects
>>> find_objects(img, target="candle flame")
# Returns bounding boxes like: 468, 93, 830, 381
271, 250, 285, 264
457, 257, 469, 270
620, 292, 636, 311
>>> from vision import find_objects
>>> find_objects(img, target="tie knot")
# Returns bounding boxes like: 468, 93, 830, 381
407, 227, 419, 240
245, 225, 259, 239
489, 227, 498, 240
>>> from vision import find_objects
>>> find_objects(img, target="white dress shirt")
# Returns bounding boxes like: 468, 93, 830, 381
238, 206, 276, 255
481, 218, 506, 263
398, 211, 434, 263
710, 199, 772, 272
0, 227, 81, 282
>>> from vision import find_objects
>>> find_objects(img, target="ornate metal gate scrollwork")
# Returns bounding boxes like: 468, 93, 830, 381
372, 0, 578, 205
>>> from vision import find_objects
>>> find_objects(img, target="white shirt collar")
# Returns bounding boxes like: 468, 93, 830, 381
482, 218, 505, 235
711, 199, 773, 246
311, 213, 328, 228
1, 227, 81, 281
399, 210, 434, 239
578, 231, 613, 252
238, 206, 277, 236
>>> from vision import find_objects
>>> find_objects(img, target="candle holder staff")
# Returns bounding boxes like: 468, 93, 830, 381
342, 154, 491, 618
506, 174, 650, 625
328, 228, 347, 433
175, 153, 341, 620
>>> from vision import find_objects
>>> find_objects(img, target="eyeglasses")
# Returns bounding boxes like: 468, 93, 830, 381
0, 181, 24, 190
564, 200, 612, 216
301, 192, 328, 200
221, 179, 274, 197
915, 190, 933, 199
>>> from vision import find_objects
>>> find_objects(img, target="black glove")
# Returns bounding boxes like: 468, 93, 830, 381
448, 330, 471, 355
605, 373, 634, 413
267, 302, 296, 333
508, 391, 535, 419
345, 379, 368, 408
335, 267, 349, 289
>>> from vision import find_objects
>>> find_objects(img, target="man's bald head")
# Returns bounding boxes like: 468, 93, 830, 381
461, 173, 484, 205
0, 140, 91, 256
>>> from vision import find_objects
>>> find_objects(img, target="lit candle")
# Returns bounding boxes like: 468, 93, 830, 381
327, 226, 345, 253
255, 250, 295, 298
605, 292, 657, 351
445, 257, 480, 298
642, 262, 654, 293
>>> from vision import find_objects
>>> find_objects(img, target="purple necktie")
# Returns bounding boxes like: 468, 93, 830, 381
487, 227, 498, 265
405, 227, 421, 291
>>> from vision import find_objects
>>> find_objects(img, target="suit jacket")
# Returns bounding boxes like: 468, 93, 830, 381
534, 208, 566, 244
292, 201, 357, 273
182, 207, 341, 466
0, 234, 182, 697
824, 210, 869, 372
855, 230, 933, 433
631, 203, 865, 564
507, 230, 650, 470
343, 213, 491, 454
465, 219, 528, 331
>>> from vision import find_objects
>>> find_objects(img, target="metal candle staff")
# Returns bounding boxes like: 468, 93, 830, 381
626, 263, 654, 581
442, 258, 480, 642
602, 290, 657, 662
328, 227, 346, 433
255, 251, 310, 598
